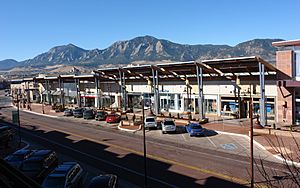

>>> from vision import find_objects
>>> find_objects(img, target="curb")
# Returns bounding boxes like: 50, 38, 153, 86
117, 123, 142, 133
22, 109, 58, 118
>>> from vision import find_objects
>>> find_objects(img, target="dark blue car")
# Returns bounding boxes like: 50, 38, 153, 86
186, 123, 206, 137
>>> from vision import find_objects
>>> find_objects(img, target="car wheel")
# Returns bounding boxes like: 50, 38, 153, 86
162, 131, 166, 134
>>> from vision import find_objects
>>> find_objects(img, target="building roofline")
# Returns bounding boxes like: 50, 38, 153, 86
272, 39, 300, 47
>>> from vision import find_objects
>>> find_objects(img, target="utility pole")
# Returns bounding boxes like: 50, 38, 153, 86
17, 93, 21, 148
249, 88, 254, 188
142, 97, 147, 188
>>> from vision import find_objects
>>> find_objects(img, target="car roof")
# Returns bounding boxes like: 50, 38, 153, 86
89, 174, 117, 187
164, 118, 174, 121
49, 162, 78, 177
24, 156, 44, 162
107, 114, 118, 116
32, 150, 53, 156
146, 116, 155, 119
189, 123, 201, 126
13, 149, 32, 155
0, 125, 11, 130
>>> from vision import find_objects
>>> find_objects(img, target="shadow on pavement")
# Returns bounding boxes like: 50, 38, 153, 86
0, 119, 249, 188
203, 177, 248, 188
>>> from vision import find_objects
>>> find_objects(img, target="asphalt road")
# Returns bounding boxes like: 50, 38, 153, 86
0, 107, 289, 188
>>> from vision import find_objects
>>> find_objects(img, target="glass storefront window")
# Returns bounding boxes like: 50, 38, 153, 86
221, 101, 238, 114
295, 51, 300, 77
159, 94, 176, 111
205, 99, 217, 114
184, 98, 194, 112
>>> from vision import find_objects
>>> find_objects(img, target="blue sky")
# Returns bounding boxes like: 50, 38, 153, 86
1, 0, 299, 61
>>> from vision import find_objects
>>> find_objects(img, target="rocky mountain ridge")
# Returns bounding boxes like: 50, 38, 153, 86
0, 36, 282, 70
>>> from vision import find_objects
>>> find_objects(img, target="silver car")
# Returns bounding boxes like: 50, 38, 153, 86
144, 116, 157, 129
161, 118, 176, 134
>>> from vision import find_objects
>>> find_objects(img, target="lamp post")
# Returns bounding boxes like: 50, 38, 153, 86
249, 87, 254, 188
16, 92, 21, 147
141, 97, 147, 188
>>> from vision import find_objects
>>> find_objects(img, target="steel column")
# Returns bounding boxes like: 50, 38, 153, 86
122, 71, 127, 110
76, 79, 81, 107
46, 80, 51, 105
196, 65, 204, 120
58, 78, 63, 106
156, 70, 160, 114
98, 78, 102, 109
119, 70, 127, 110
95, 77, 99, 108
259, 62, 266, 127
61, 80, 65, 108
151, 68, 157, 114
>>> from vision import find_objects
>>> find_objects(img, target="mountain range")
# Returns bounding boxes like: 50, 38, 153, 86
0, 36, 282, 71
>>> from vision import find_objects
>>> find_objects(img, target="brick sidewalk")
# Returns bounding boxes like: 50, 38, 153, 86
28, 103, 64, 117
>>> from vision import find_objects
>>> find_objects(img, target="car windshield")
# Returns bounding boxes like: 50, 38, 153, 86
97, 112, 105, 115
22, 161, 42, 171
146, 118, 155, 122
43, 177, 65, 188
164, 121, 175, 126
191, 125, 202, 129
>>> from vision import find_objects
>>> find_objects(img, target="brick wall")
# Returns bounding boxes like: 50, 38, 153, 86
276, 50, 294, 126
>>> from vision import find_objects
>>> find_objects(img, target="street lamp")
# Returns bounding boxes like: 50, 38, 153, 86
141, 96, 147, 188
249, 87, 254, 188
16, 90, 21, 148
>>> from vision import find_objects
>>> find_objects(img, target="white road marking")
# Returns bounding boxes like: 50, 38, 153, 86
181, 134, 188, 142
206, 136, 217, 148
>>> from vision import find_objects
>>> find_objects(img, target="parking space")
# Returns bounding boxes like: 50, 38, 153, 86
134, 127, 277, 162
55, 112, 277, 162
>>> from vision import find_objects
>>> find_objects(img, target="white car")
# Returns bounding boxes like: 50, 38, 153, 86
161, 119, 176, 134
144, 116, 157, 129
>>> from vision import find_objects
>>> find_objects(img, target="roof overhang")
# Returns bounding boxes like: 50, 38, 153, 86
278, 80, 300, 88
272, 39, 300, 47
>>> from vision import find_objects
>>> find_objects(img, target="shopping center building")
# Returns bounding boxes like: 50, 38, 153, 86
10, 39, 300, 128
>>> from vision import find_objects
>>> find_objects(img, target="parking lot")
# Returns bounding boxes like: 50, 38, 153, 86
57, 113, 279, 163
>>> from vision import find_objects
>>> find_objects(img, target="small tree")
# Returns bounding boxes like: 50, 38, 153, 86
255, 133, 300, 187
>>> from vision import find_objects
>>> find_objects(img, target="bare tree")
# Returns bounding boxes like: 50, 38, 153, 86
255, 133, 300, 188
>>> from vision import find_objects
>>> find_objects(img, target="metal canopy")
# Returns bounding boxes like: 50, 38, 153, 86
94, 56, 276, 84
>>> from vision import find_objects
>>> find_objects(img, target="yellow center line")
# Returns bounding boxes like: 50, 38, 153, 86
8, 110, 266, 187
39, 123, 250, 185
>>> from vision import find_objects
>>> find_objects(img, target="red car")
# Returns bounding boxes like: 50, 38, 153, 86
106, 114, 121, 123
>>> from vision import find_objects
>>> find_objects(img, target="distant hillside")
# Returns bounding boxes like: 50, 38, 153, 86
0, 59, 22, 70
1, 36, 283, 70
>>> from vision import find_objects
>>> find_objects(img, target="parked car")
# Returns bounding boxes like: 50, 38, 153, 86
20, 150, 58, 182
186, 123, 206, 137
4, 149, 33, 169
83, 109, 95, 119
161, 119, 176, 134
95, 111, 108, 121
144, 116, 157, 129
73, 108, 84, 118
88, 174, 118, 188
42, 162, 84, 188
0, 125, 15, 146
106, 114, 121, 123
63, 109, 73, 116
